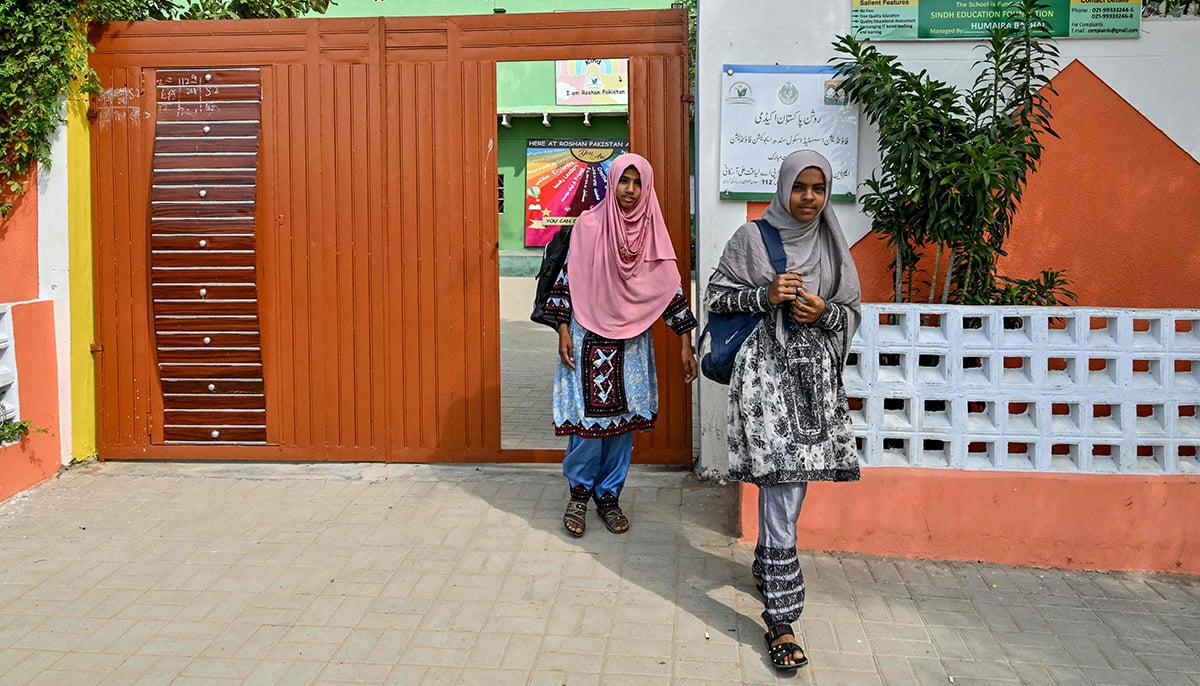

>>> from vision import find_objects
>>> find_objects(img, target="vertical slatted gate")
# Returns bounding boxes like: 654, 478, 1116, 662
89, 12, 691, 463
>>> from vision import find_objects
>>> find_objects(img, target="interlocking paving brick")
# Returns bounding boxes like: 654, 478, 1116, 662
2, 461, 1200, 685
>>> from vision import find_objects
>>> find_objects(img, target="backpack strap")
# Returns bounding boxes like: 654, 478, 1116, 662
752, 219, 788, 274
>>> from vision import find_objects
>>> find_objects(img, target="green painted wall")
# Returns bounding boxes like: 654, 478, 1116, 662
499, 115, 629, 271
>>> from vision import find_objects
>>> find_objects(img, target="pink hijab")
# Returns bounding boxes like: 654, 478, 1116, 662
568, 153, 681, 340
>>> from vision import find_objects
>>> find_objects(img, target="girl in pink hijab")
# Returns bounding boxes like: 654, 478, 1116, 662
539, 153, 698, 538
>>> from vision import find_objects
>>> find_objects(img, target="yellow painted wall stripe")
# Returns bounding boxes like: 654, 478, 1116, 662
67, 92, 96, 461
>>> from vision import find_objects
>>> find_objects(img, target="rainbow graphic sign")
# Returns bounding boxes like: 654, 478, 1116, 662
524, 138, 628, 248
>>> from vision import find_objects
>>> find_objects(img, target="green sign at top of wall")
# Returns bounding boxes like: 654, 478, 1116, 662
850, 0, 1140, 40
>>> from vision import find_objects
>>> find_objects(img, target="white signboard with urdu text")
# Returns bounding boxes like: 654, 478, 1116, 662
720, 64, 858, 202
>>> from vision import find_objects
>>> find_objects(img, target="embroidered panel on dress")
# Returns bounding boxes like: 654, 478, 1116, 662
662, 289, 699, 334
542, 265, 573, 326
782, 329, 829, 445
554, 414, 656, 438
581, 332, 628, 417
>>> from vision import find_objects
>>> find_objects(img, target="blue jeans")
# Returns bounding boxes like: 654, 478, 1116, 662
562, 433, 635, 499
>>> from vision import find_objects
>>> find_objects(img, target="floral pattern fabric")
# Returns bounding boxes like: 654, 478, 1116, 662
706, 284, 859, 485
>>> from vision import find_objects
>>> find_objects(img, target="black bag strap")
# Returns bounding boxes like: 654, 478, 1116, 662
752, 219, 788, 274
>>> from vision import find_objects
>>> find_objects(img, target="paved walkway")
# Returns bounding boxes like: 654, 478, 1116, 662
3, 461, 1200, 685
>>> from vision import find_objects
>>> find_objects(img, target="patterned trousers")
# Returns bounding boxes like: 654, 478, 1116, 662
753, 482, 808, 627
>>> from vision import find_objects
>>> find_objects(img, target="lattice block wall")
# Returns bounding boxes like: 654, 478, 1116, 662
0, 306, 19, 428
846, 305, 1200, 474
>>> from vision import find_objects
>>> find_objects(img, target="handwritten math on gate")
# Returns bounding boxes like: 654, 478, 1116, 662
719, 65, 859, 202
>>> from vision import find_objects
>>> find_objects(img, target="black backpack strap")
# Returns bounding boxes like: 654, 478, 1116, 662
752, 219, 788, 274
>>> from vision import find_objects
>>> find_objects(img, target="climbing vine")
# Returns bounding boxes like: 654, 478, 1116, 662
0, 0, 330, 218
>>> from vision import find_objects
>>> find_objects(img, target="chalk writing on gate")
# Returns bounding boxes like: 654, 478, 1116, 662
157, 72, 225, 119
96, 87, 150, 130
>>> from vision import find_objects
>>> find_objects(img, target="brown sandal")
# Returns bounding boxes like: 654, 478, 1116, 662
594, 494, 629, 534
563, 485, 591, 537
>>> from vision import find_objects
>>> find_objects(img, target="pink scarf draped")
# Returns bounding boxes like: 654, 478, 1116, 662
567, 153, 682, 340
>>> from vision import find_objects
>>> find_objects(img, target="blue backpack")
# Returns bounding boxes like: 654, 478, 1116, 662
699, 219, 788, 384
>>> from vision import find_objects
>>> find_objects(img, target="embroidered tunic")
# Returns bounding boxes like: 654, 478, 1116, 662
543, 262, 697, 438
705, 284, 859, 485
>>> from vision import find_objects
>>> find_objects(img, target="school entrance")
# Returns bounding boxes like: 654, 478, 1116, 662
89, 11, 692, 464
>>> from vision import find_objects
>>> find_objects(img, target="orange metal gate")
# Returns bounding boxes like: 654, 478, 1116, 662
89, 11, 692, 463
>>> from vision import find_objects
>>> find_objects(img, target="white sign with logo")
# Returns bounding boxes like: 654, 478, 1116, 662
719, 64, 859, 201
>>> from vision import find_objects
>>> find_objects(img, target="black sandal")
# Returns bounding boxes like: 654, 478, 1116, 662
563, 485, 591, 538
764, 623, 808, 671
594, 493, 630, 534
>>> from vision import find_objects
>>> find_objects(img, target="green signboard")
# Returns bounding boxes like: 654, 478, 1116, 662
850, 0, 1140, 40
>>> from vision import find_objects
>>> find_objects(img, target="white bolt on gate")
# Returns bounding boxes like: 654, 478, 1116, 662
846, 305, 1200, 475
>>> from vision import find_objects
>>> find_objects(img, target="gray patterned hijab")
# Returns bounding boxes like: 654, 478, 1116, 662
710, 150, 862, 361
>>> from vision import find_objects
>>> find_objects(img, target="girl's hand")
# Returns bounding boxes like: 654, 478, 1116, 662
791, 286, 826, 324
680, 332, 698, 383
767, 272, 804, 306
558, 323, 576, 369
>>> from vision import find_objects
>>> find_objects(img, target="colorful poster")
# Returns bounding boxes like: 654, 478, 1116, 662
719, 65, 859, 202
524, 139, 628, 247
555, 59, 629, 106
850, 0, 1139, 40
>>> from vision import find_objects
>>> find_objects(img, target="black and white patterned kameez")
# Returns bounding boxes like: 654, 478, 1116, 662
705, 283, 859, 627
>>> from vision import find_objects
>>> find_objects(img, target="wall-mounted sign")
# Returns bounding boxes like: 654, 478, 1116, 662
719, 65, 858, 202
849, 0, 1140, 40
524, 139, 629, 247
555, 59, 629, 106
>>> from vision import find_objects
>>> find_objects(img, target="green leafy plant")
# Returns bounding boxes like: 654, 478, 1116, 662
992, 269, 1077, 306
0, 419, 31, 445
0, 0, 331, 218
831, 0, 1075, 307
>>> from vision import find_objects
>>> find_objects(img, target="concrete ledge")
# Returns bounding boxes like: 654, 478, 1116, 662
739, 467, 1200, 574
500, 250, 543, 277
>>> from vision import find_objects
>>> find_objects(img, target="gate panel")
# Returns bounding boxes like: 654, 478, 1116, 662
383, 60, 442, 452
91, 11, 691, 463
150, 67, 268, 445
92, 66, 157, 450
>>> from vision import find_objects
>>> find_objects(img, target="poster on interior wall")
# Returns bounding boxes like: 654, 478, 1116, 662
849, 0, 1140, 40
719, 65, 858, 202
555, 59, 629, 106
524, 139, 629, 247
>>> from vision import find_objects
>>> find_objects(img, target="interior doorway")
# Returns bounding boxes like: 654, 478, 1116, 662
496, 59, 633, 450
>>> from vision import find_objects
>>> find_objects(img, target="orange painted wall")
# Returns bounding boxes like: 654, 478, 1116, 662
739, 470, 1200, 575
766, 61, 1200, 307
737, 62, 1200, 573
0, 168, 39, 302
747, 201, 900, 303
1002, 61, 1200, 308
0, 301, 62, 501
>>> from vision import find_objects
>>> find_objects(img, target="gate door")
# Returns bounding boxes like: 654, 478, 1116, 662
90, 11, 692, 463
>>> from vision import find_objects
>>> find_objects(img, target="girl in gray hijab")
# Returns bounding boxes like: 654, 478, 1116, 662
705, 150, 862, 672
